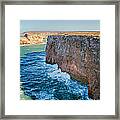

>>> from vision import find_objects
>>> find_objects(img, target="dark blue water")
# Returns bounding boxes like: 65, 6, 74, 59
20, 50, 90, 100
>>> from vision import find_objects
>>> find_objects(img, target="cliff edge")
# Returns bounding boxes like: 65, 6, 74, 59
46, 35, 100, 100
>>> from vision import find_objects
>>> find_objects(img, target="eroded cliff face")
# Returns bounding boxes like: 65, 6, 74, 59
20, 32, 47, 45
20, 31, 100, 45
45, 35, 100, 100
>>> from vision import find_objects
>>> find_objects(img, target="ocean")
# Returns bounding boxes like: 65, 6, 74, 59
20, 44, 90, 100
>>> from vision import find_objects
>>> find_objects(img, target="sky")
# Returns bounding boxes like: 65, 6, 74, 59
20, 20, 100, 33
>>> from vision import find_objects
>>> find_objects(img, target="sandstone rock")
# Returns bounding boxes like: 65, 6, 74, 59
20, 31, 100, 45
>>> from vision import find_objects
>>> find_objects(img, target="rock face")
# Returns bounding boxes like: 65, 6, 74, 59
20, 32, 48, 45
46, 35, 100, 100
20, 31, 100, 45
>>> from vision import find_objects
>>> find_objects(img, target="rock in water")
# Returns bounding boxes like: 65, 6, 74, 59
45, 35, 100, 100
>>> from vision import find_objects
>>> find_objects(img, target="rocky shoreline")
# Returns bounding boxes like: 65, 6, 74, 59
45, 35, 100, 100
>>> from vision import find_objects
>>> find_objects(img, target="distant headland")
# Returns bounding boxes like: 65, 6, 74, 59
20, 31, 100, 45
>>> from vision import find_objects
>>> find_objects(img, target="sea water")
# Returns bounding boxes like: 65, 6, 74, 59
20, 44, 90, 100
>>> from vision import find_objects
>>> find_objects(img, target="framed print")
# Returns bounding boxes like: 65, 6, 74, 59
0, 0, 119, 119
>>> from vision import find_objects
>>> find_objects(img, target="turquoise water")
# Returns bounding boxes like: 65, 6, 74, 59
20, 44, 90, 100
20, 44, 46, 57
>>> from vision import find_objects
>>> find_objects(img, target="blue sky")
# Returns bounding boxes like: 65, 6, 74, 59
20, 20, 100, 33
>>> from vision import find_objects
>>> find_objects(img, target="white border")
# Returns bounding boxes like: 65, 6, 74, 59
5, 5, 115, 115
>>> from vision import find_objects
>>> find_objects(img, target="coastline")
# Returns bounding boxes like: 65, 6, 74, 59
20, 83, 32, 100
20, 89, 32, 100
20, 42, 46, 46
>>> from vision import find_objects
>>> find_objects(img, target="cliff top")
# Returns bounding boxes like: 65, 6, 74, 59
21, 31, 100, 37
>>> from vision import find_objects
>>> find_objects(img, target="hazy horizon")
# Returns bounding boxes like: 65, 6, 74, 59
20, 20, 100, 33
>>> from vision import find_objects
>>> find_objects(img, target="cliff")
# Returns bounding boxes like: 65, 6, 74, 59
20, 31, 100, 45
46, 35, 100, 100
20, 32, 47, 45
